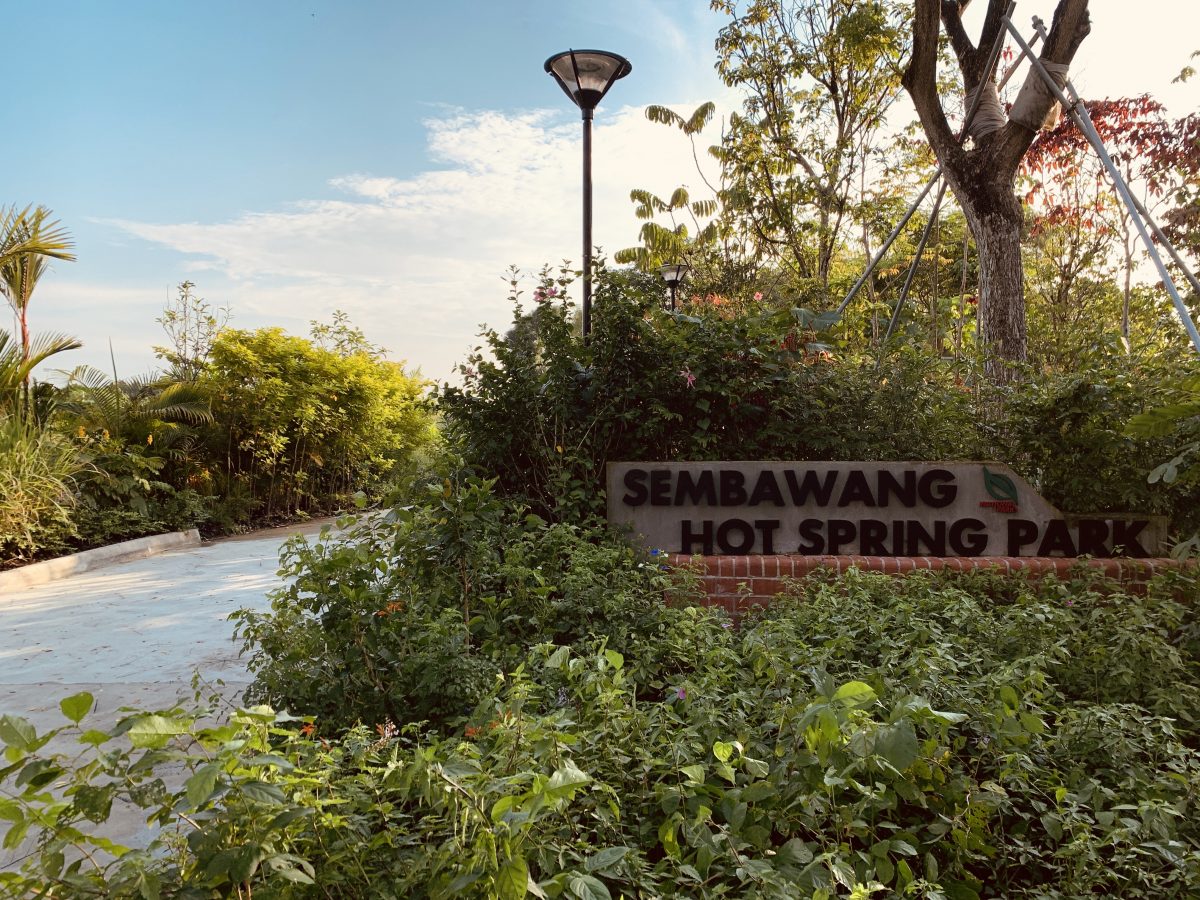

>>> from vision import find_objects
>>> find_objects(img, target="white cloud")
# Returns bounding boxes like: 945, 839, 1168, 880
104, 99, 729, 381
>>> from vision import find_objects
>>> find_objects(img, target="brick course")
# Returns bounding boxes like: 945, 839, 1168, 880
666, 554, 1192, 616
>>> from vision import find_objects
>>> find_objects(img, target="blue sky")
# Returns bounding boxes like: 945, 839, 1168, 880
5, 1, 1197, 383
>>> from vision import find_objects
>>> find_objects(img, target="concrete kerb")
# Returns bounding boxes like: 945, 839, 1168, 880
0, 529, 202, 594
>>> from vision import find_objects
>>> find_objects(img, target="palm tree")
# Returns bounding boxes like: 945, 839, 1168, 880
0, 329, 81, 419
58, 366, 214, 449
0, 205, 76, 364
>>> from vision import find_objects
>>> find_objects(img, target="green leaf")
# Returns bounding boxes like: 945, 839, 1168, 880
568, 873, 612, 900
127, 715, 187, 749
59, 692, 93, 724
239, 781, 286, 804
15, 759, 61, 789
999, 685, 1020, 712
272, 865, 316, 884
875, 721, 919, 771
743, 756, 769, 779
584, 846, 632, 873
833, 681, 877, 707
267, 807, 314, 831
491, 795, 517, 823
228, 843, 263, 884
602, 649, 624, 671
78, 730, 111, 747
0, 799, 23, 823
185, 764, 221, 807
0, 716, 35, 751
776, 838, 814, 867
658, 817, 681, 859
712, 741, 735, 763
497, 857, 528, 900
546, 760, 590, 799
680, 764, 705, 784
3, 821, 28, 850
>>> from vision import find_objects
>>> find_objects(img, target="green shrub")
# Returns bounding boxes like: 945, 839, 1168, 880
439, 268, 983, 522
0, 415, 80, 563
196, 324, 435, 523
234, 468, 688, 731
6, 566, 1200, 897
989, 357, 1200, 536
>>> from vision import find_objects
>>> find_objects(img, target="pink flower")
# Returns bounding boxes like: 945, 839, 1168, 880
753, 291, 763, 301
680, 367, 696, 389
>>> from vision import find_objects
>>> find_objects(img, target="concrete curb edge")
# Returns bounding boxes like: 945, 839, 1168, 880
0, 530, 202, 593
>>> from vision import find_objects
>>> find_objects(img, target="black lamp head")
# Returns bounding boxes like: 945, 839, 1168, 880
544, 49, 632, 113
658, 263, 690, 289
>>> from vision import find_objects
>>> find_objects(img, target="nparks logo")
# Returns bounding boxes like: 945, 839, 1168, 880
979, 467, 1018, 514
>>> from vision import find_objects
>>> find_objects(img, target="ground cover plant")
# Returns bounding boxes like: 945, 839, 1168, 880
3, 474, 1199, 897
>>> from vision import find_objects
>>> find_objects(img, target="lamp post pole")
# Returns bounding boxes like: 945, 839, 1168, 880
544, 49, 631, 339
581, 107, 593, 337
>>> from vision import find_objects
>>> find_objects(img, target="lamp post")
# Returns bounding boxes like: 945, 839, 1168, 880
544, 49, 631, 338
658, 263, 690, 311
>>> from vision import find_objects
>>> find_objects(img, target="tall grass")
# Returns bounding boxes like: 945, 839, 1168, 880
0, 415, 80, 563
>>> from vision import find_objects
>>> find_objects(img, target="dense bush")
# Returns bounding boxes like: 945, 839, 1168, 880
988, 355, 1200, 537
193, 325, 434, 523
4, 553, 1199, 896
234, 469, 685, 732
439, 269, 984, 522
440, 269, 1200, 543
1, 313, 439, 565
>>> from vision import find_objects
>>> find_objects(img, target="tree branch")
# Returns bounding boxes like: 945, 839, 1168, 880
977, 0, 1009, 76
940, 1, 980, 84
904, 0, 963, 173
992, 0, 1091, 175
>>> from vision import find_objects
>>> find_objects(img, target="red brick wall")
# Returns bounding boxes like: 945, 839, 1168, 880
667, 553, 1191, 617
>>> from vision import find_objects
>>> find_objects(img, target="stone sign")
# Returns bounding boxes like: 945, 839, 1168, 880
606, 461, 1166, 558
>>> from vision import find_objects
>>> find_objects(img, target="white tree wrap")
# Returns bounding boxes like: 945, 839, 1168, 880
965, 80, 1007, 140
1010, 60, 1070, 131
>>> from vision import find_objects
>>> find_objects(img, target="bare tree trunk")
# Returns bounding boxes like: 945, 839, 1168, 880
963, 203, 1028, 373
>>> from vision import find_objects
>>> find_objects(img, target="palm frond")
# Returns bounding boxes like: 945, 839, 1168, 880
0, 205, 76, 268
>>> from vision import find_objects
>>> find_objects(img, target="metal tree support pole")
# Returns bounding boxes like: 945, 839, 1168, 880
836, 2, 1030, 318
883, 181, 951, 347
836, 177, 939, 317
581, 108, 594, 339
1130, 186, 1200, 300
1009, 16, 1200, 353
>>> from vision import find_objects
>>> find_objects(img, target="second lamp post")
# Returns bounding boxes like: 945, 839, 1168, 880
544, 49, 631, 338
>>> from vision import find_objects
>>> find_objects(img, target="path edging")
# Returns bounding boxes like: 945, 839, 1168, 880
0, 530, 202, 594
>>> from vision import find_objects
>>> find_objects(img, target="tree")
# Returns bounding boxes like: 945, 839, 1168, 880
614, 185, 719, 271
0, 206, 76, 364
154, 281, 229, 381
903, 0, 1092, 377
1022, 96, 1200, 345
713, 0, 909, 288
0, 330, 81, 419
198, 321, 433, 519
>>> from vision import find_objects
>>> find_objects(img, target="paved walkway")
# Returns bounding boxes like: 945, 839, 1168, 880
0, 519, 336, 868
